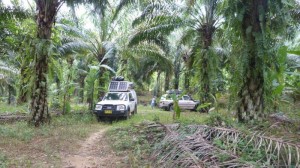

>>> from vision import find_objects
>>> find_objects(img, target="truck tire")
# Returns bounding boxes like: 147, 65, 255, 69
126, 108, 131, 120
134, 105, 137, 114
97, 116, 102, 122
169, 104, 174, 112
192, 104, 198, 112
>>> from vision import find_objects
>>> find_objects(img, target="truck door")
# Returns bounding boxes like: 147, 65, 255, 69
128, 93, 135, 112
182, 95, 194, 110
178, 96, 187, 109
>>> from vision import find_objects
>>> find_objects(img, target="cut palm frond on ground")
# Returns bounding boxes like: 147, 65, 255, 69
150, 123, 300, 167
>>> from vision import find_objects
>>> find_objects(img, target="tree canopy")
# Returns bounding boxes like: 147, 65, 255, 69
0, 0, 299, 126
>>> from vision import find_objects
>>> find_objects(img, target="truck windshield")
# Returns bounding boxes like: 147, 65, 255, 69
103, 93, 128, 101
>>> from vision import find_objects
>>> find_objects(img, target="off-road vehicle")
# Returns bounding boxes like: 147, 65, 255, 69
94, 77, 137, 120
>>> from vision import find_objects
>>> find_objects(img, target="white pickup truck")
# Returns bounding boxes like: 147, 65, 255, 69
94, 78, 137, 121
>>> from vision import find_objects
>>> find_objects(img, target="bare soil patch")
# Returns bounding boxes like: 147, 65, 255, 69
62, 128, 129, 168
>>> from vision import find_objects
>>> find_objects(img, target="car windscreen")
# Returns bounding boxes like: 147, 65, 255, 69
103, 93, 128, 101
160, 94, 172, 100
182, 95, 191, 100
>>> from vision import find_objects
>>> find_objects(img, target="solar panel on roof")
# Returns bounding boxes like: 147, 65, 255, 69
109, 81, 119, 90
109, 81, 131, 91
119, 82, 128, 90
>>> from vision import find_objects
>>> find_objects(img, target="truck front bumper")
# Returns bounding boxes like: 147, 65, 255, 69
94, 109, 128, 117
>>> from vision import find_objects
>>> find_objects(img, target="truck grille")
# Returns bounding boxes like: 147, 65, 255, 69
102, 105, 116, 110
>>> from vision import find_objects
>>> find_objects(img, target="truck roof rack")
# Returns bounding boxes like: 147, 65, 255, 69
109, 81, 134, 91
112, 76, 124, 81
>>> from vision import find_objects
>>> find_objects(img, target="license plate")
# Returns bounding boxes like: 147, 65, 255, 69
104, 110, 112, 114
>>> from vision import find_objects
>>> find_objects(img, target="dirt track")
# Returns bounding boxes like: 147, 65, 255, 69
62, 128, 128, 168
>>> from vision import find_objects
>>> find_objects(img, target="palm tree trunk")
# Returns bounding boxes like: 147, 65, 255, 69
17, 64, 28, 104
62, 58, 73, 114
97, 53, 107, 99
237, 0, 267, 122
155, 71, 161, 96
7, 84, 13, 105
30, 0, 60, 127
88, 84, 95, 110
199, 23, 215, 112
164, 72, 170, 92
200, 54, 210, 103
184, 70, 190, 93
79, 76, 85, 103
174, 64, 180, 90
98, 69, 106, 99
174, 78, 179, 90
30, 53, 50, 126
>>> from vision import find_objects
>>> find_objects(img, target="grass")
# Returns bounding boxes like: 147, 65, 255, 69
2, 103, 212, 167
110, 105, 209, 127
277, 101, 300, 119
0, 102, 29, 114
0, 111, 103, 167
1, 101, 298, 167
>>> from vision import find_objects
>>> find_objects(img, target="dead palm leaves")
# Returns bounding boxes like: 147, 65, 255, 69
149, 123, 300, 167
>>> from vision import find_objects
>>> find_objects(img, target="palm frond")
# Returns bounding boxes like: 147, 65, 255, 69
130, 43, 172, 69
151, 124, 300, 167
65, 0, 109, 18
98, 64, 116, 74
177, 29, 197, 46
100, 47, 116, 65
128, 18, 181, 47
56, 23, 89, 39
0, 61, 19, 74
132, 3, 164, 27
0, 6, 31, 20
112, 0, 135, 21
58, 41, 92, 55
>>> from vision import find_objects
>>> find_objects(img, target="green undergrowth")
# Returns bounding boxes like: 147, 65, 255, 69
107, 120, 165, 167
0, 102, 29, 114
106, 105, 210, 167
107, 105, 300, 167
0, 101, 90, 115
0, 112, 97, 141
0, 152, 8, 168
110, 105, 209, 127
0, 112, 102, 167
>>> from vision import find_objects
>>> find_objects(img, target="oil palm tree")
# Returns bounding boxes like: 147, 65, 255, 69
29, 0, 135, 126
0, 3, 33, 104
180, 0, 221, 111
0, 61, 18, 104
222, 0, 295, 122
121, 1, 180, 92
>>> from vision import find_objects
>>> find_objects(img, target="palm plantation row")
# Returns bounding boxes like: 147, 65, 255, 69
0, 0, 299, 127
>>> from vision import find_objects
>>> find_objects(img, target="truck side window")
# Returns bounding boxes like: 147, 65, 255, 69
183, 96, 190, 100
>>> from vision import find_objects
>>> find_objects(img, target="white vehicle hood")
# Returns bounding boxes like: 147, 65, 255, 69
96, 100, 129, 105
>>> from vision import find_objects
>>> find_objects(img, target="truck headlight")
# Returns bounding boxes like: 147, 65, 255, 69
95, 105, 102, 110
116, 105, 126, 111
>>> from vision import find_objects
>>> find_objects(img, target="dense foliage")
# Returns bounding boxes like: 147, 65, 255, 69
0, 0, 299, 125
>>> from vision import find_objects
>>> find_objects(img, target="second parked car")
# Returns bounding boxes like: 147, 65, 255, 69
158, 94, 200, 111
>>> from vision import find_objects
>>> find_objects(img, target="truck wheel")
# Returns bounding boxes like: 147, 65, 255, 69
126, 109, 131, 119
192, 105, 198, 112
97, 116, 102, 122
134, 105, 137, 114
169, 104, 174, 112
